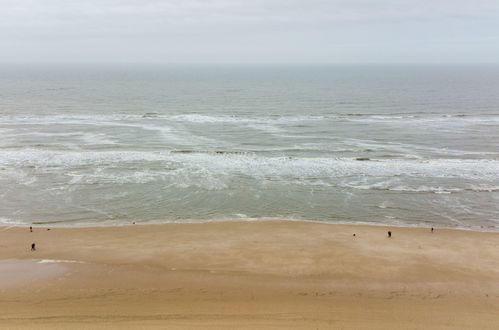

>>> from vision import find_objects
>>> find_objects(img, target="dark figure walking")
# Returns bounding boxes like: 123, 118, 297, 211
431, 227, 434, 233
388, 231, 392, 238
29, 226, 32, 232
31, 243, 36, 251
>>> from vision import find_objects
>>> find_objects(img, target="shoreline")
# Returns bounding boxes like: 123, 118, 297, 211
3, 217, 499, 233
1, 220, 499, 329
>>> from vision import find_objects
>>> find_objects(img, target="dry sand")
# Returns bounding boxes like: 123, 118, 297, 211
1, 221, 499, 329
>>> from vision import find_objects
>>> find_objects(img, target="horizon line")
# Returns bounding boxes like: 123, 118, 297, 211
1, 61, 499, 66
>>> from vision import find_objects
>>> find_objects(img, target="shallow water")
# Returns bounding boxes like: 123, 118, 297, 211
0, 259, 67, 287
0, 64, 498, 228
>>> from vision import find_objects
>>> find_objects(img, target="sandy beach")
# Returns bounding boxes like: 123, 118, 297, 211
1, 221, 499, 329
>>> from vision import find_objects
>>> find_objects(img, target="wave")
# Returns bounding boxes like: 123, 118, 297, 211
0, 217, 24, 225
339, 138, 498, 157
0, 113, 328, 125
166, 113, 499, 125
2, 112, 498, 126
171, 150, 249, 155
1, 150, 498, 185
342, 114, 499, 124
344, 184, 499, 194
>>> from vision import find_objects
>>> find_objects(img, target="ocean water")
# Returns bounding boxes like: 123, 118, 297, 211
0, 64, 498, 229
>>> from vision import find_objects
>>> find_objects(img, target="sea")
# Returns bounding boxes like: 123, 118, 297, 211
0, 64, 498, 229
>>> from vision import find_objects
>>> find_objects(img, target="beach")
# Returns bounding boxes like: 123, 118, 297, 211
1, 220, 499, 329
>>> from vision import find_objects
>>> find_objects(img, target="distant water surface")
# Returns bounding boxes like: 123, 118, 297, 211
0, 64, 498, 229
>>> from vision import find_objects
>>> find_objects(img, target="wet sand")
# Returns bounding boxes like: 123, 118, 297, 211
1, 221, 499, 329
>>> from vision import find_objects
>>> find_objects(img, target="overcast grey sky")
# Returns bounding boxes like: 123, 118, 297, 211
1, 0, 498, 63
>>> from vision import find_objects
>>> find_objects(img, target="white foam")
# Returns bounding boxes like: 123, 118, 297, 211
343, 182, 499, 194
2, 112, 498, 123
168, 114, 327, 124
343, 114, 499, 124
1, 150, 498, 184
0, 217, 24, 225
0, 113, 327, 128
80, 132, 116, 145
343, 138, 498, 157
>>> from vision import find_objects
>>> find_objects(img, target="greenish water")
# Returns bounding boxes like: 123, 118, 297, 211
0, 64, 498, 229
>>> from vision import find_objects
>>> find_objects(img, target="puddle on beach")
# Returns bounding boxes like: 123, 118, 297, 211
0, 259, 69, 288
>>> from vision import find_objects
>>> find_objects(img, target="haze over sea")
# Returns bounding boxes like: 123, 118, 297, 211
0, 64, 498, 229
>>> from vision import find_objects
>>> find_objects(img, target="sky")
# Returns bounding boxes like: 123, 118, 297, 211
1, 0, 498, 64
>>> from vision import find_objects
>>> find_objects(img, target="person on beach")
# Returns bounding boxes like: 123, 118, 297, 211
29, 226, 32, 232
388, 231, 392, 238
431, 227, 434, 233
31, 243, 36, 251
